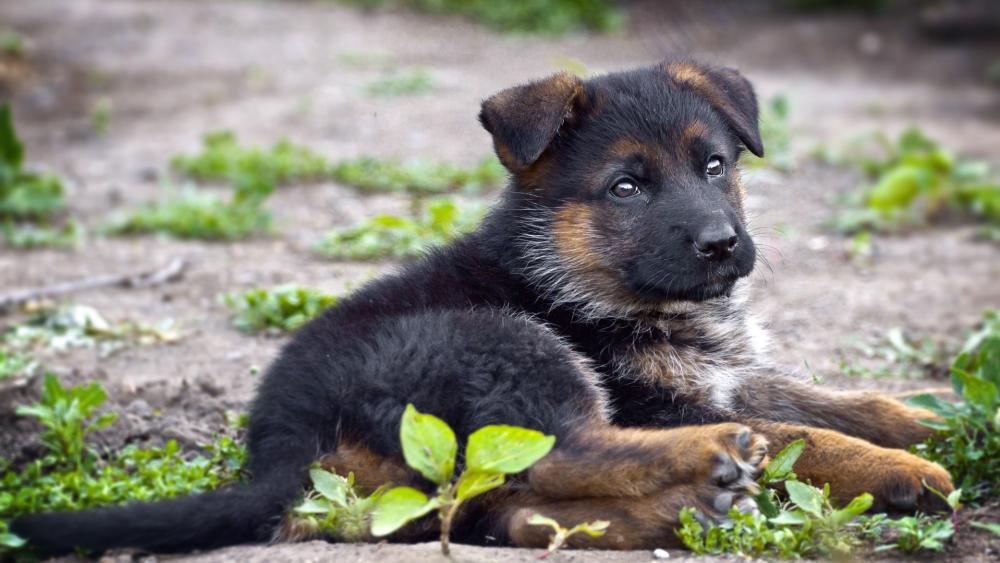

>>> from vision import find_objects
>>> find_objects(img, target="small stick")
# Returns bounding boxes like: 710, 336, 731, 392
0, 258, 187, 314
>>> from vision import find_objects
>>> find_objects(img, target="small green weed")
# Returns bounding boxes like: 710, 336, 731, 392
0, 104, 65, 220
224, 286, 338, 333
839, 327, 945, 379
171, 131, 331, 186
831, 128, 1000, 234
369, 404, 555, 555
1, 374, 246, 556
527, 514, 609, 557
743, 95, 793, 171
340, 0, 624, 34
3, 304, 181, 357
291, 468, 385, 542
108, 179, 273, 241
2, 220, 82, 249
871, 513, 955, 553
90, 98, 112, 136
316, 199, 484, 260
0, 30, 24, 58
331, 155, 504, 194
907, 310, 1000, 501
364, 70, 434, 97
0, 348, 35, 382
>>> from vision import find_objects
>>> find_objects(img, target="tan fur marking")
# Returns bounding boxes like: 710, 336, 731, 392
318, 441, 414, 493
606, 137, 651, 162
552, 203, 606, 272
662, 62, 733, 122
677, 120, 708, 159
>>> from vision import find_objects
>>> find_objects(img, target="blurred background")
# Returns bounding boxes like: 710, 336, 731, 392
0, 0, 998, 558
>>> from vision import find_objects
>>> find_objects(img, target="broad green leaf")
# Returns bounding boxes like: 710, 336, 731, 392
761, 439, 805, 484
294, 497, 331, 514
829, 493, 873, 527
455, 470, 505, 501
0, 531, 26, 549
754, 489, 781, 518
465, 424, 555, 474
310, 468, 347, 506
906, 393, 955, 417
769, 509, 808, 525
971, 522, 1000, 537
370, 486, 438, 537
399, 404, 457, 485
946, 489, 962, 510
952, 368, 998, 414
785, 481, 824, 518
868, 165, 926, 212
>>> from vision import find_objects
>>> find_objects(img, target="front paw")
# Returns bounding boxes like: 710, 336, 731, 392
866, 450, 954, 513
699, 424, 769, 494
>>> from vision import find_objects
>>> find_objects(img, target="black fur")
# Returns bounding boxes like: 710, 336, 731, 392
11, 59, 762, 555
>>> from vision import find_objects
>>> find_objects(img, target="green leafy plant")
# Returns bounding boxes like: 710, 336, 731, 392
172, 131, 331, 185
15, 374, 118, 468
2, 375, 246, 557
0, 104, 65, 220
291, 468, 385, 541
369, 404, 555, 555
90, 98, 112, 136
0, 348, 35, 382
743, 95, 792, 171
3, 304, 180, 357
2, 219, 82, 249
0, 30, 24, 58
339, 0, 624, 34
224, 286, 338, 332
677, 439, 874, 558
527, 513, 609, 557
316, 199, 484, 260
108, 178, 273, 241
838, 327, 945, 379
874, 513, 955, 553
907, 310, 1000, 501
331, 155, 504, 194
832, 128, 1000, 234
364, 70, 434, 97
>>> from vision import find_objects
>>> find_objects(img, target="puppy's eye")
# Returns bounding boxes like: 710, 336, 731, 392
610, 179, 641, 198
706, 156, 725, 177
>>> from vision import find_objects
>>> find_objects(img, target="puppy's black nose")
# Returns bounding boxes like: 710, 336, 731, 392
694, 223, 738, 260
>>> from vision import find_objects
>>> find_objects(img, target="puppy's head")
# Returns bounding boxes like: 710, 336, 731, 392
480, 60, 762, 317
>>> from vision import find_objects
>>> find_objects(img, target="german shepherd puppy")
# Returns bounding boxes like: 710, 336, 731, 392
12, 60, 953, 555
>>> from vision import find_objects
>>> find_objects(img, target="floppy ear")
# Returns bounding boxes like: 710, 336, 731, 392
479, 72, 584, 172
661, 61, 764, 157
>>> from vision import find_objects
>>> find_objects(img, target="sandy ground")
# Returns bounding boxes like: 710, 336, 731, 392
1, 0, 998, 561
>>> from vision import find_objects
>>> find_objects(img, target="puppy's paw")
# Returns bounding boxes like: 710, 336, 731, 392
696, 424, 769, 494
867, 450, 954, 513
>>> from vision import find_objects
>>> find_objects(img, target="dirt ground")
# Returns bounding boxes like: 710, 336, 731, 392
1, 0, 999, 561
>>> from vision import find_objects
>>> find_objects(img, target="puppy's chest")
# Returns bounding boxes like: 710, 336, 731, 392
604, 316, 759, 409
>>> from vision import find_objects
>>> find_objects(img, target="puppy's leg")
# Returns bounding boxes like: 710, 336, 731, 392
502, 484, 755, 550
748, 421, 953, 513
527, 423, 768, 499
734, 374, 939, 449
